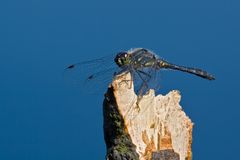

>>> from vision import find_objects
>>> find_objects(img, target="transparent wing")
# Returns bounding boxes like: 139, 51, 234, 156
64, 54, 119, 94
145, 66, 163, 93
133, 64, 162, 97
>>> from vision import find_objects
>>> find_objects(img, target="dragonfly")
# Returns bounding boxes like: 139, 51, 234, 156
65, 48, 215, 97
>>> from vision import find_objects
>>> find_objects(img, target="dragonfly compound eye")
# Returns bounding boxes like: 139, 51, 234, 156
114, 51, 128, 67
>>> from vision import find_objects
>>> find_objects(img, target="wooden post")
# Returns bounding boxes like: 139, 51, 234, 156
103, 73, 193, 160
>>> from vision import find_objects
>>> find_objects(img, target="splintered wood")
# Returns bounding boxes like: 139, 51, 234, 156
112, 73, 193, 160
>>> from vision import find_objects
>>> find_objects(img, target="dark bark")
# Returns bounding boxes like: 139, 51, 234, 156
103, 86, 139, 160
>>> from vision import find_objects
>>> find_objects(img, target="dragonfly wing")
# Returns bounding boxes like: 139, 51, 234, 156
64, 55, 119, 94
133, 62, 163, 97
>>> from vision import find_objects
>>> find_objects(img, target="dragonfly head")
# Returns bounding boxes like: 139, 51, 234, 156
114, 51, 131, 67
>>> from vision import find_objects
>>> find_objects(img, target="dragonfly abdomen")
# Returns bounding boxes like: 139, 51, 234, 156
157, 59, 215, 80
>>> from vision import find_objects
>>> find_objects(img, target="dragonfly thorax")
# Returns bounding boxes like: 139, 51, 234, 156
114, 51, 132, 67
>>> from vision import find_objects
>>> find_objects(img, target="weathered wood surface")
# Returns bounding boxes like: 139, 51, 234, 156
103, 73, 193, 160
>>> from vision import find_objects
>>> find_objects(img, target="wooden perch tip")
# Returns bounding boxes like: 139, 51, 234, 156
103, 73, 193, 160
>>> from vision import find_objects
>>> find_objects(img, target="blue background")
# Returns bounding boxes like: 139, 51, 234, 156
0, 0, 239, 159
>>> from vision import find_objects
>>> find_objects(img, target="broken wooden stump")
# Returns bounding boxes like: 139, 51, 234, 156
103, 73, 193, 160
